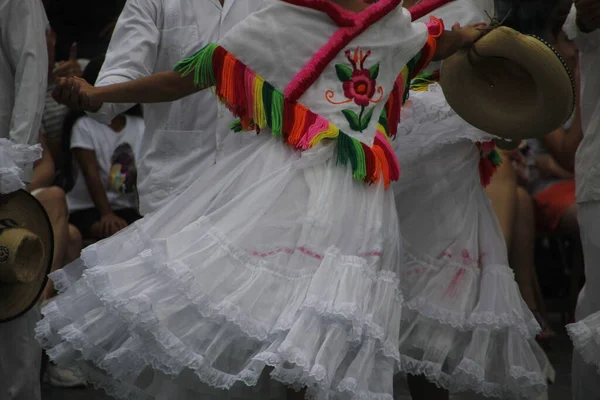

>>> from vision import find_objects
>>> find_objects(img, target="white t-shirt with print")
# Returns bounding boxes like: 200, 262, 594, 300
67, 115, 144, 212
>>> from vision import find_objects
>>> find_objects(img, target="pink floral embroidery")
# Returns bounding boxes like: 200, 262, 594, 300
443, 249, 485, 266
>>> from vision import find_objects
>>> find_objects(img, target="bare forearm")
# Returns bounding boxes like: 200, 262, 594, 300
84, 172, 114, 216
93, 71, 199, 104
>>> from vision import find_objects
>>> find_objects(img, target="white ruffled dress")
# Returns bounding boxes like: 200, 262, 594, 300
0, 137, 42, 194
391, 83, 549, 399
568, 313, 600, 374
35, 1, 431, 399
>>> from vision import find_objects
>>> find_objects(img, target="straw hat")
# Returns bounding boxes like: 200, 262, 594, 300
440, 26, 575, 140
0, 190, 53, 323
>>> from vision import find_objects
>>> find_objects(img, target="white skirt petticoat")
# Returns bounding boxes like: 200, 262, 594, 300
0, 138, 42, 194
568, 312, 600, 374
36, 133, 404, 400
391, 86, 548, 399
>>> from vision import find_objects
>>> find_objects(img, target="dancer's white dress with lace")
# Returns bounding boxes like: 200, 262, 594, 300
568, 313, 600, 374
392, 80, 549, 399
35, 1, 435, 399
0, 138, 41, 193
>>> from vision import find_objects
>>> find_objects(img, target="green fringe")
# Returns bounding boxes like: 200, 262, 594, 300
336, 132, 356, 171
488, 148, 503, 167
229, 119, 243, 133
352, 138, 367, 180
378, 108, 389, 134
174, 43, 219, 87
271, 91, 284, 137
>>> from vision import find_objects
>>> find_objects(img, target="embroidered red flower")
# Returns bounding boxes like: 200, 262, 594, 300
343, 70, 376, 107
326, 47, 383, 132
341, 49, 377, 107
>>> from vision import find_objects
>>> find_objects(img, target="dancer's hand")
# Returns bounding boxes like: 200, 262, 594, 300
453, 22, 489, 47
52, 76, 103, 112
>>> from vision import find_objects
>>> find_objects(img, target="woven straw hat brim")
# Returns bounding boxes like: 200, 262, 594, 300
440, 26, 575, 140
0, 190, 53, 323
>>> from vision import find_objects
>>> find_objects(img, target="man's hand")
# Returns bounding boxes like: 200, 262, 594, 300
51, 43, 82, 81
575, 0, 600, 33
52, 76, 103, 112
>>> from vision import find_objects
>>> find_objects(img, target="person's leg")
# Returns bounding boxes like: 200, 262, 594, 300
407, 374, 449, 400
509, 187, 537, 309
66, 224, 83, 266
510, 187, 555, 339
35, 187, 69, 302
572, 201, 600, 400
484, 151, 518, 245
0, 307, 42, 400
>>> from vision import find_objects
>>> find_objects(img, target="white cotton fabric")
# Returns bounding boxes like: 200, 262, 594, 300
91, 0, 265, 215
0, 138, 42, 194
219, 1, 428, 146
37, 136, 403, 400
391, 85, 547, 399
35, 2, 430, 399
564, 5, 600, 204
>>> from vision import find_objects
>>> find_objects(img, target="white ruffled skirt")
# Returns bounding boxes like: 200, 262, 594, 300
36, 134, 404, 400
391, 87, 548, 399
0, 138, 42, 194
568, 312, 600, 374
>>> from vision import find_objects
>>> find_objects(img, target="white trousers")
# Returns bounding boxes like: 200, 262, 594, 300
573, 201, 600, 400
0, 306, 41, 400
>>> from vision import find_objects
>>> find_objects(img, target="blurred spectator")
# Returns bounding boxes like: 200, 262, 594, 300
62, 57, 144, 240
43, 28, 89, 170
0, 0, 48, 399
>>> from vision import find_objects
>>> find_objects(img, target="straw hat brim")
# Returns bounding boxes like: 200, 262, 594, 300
439, 26, 575, 140
0, 190, 53, 323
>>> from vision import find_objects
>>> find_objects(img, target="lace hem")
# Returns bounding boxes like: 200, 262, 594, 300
401, 251, 540, 337
40, 216, 403, 399
398, 355, 546, 399
567, 321, 600, 372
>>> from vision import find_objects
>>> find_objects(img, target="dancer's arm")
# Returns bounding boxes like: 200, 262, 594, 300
52, 71, 202, 112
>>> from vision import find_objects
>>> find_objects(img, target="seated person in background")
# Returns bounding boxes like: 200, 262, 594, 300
62, 56, 144, 240
28, 130, 85, 388
526, 28, 581, 238
29, 131, 82, 302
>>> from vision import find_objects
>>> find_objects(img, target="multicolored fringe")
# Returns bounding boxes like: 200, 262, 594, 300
477, 141, 503, 187
175, 43, 402, 187
383, 24, 439, 139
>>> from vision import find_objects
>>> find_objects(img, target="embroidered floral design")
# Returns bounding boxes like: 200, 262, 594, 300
325, 48, 383, 132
